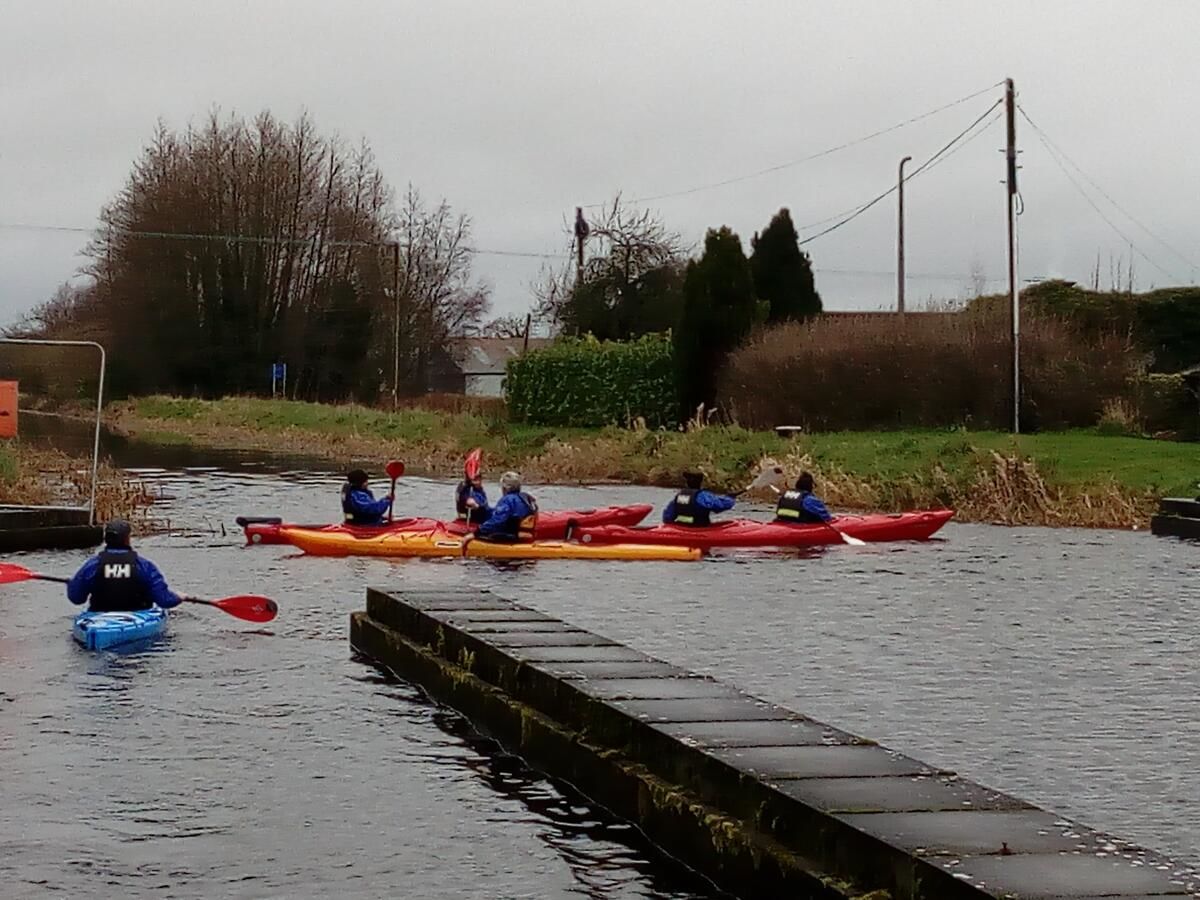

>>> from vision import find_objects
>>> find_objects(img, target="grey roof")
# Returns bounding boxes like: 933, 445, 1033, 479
451, 337, 551, 375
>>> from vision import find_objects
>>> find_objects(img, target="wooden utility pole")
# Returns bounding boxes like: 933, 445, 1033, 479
897, 155, 912, 316
1005, 78, 1020, 434
392, 240, 400, 409
574, 207, 588, 287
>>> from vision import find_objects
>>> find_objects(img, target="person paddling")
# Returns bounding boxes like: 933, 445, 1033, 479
341, 468, 394, 526
662, 471, 735, 527
67, 520, 184, 612
455, 467, 491, 526
773, 471, 833, 524
475, 471, 538, 542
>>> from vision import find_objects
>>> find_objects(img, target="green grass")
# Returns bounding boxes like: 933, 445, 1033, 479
122, 396, 1200, 499
796, 429, 1200, 496
0, 444, 17, 484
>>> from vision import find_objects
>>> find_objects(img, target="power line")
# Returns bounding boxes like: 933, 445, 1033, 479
584, 80, 1006, 208
797, 98, 1003, 246
794, 108, 1003, 234
1017, 104, 1199, 276
1017, 111, 1181, 282
0, 222, 565, 260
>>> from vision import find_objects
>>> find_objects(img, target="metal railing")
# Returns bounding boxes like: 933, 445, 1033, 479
0, 338, 107, 524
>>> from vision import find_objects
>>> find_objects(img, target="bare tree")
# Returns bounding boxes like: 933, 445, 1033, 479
537, 194, 687, 339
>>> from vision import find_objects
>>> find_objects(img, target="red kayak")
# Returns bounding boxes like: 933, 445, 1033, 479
575, 510, 954, 549
236, 504, 654, 546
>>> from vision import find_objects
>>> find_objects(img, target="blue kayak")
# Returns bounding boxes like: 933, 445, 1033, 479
72, 608, 168, 651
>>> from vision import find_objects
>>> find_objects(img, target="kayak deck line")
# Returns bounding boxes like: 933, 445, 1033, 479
281, 525, 702, 561
72, 608, 168, 651
350, 586, 1197, 899
237, 503, 654, 546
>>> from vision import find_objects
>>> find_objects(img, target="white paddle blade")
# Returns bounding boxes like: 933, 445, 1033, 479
838, 530, 867, 546
745, 464, 786, 492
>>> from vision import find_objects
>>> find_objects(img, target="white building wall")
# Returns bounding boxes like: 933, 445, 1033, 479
464, 374, 506, 398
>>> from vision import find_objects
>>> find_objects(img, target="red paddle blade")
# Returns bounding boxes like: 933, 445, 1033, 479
385, 459, 405, 480
465, 447, 482, 480
208, 595, 278, 622
0, 563, 37, 584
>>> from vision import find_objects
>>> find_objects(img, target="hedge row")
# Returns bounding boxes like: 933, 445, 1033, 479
1135, 373, 1199, 438
505, 334, 677, 427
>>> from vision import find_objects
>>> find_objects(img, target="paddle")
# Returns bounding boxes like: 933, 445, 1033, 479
465, 447, 482, 480
763, 483, 866, 547
385, 459, 405, 523
732, 464, 787, 496
0, 563, 279, 622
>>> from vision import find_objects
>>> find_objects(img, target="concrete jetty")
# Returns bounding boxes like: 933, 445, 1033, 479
0, 505, 101, 551
350, 587, 1198, 899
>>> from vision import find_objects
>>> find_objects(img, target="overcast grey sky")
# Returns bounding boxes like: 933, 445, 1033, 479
2, 0, 1197, 327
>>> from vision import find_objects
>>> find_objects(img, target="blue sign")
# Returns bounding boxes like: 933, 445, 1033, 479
272, 363, 286, 380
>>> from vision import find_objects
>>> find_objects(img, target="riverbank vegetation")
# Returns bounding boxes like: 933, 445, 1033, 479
110, 396, 1200, 528
0, 441, 156, 523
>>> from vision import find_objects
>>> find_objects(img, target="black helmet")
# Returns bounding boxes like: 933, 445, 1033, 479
103, 519, 132, 547
346, 469, 369, 487
683, 471, 704, 490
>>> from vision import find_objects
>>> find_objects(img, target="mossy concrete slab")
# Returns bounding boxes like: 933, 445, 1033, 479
539, 660, 691, 680
936, 852, 1196, 897
432, 609, 559, 623
503, 645, 656, 663
449, 619, 578, 634
487, 630, 618, 647
838, 809, 1087, 856
712, 744, 937, 780
352, 588, 1198, 900
773, 774, 1034, 814
569, 677, 745, 701
609, 697, 796, 723
651, 718, 857, 748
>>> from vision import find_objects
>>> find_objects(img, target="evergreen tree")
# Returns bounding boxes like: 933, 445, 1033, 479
674, 227, 761, 414
750, 208, 822, 323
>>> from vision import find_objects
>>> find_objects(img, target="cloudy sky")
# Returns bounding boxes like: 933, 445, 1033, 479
1, 0, 1197, 328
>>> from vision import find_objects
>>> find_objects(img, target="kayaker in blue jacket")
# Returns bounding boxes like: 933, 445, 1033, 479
476, 471, 538, 542
773, 472, 833, 524
455, 473, 491, 526
662, 471, 735, 526
67, 520, 184, 612
342, 469, 394, 525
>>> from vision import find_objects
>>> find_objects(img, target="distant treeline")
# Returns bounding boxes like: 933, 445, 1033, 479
6, 111, 490, 401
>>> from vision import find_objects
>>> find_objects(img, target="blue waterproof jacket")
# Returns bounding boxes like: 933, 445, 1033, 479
662, 489, 735, 525
342, 485, 392, 525
456, 482, 491, 524
67, 550, 182, 609
478, 491, 536, 539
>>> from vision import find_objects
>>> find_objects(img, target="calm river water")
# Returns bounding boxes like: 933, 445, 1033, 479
2, 438, 1198, 898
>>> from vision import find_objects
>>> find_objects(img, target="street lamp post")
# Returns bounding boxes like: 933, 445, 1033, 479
897, 155, 912, 316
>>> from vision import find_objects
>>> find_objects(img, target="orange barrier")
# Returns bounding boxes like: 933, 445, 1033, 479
0, 381, 17, 438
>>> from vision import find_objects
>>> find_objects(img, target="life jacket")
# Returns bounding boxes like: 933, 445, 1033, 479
671, 489, 710, 527
89, 549, 153, 613
515, 492, 539, 541
775, 489, 821, 523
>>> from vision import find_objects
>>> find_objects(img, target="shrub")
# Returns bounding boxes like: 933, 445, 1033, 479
1133, 372, 1198, 438
505, 334, 678, 428
718, 307, 1137, 431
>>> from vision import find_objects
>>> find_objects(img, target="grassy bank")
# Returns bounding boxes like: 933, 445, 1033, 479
107, 396, 1200, 529
0, 440, 157, 523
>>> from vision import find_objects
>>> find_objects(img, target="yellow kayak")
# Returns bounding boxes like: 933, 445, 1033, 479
279, 526, 703, 562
